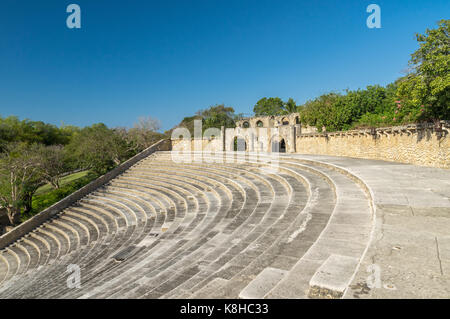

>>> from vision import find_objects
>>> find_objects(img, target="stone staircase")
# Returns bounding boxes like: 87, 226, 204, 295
0, 151, 374, 299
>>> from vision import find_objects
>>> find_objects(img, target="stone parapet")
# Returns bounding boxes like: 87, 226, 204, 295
296, 121, 450, 168
236, 113, 301, 128
298, 121, 450, 139
170, 121, 450, 168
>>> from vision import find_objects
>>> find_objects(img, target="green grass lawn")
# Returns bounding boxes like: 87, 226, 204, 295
35, 170, 90, 195
21, 170, 98, 222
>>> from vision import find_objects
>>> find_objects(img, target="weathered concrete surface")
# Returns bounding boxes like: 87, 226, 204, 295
239, 267, 287, 299
291, 154, 450, 299
308, 254, 359, 298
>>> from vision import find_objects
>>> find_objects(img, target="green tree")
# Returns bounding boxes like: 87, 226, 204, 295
397, 19, 450, 123
117, 116, 166, 153
169, 104, 237, 136
0, 143, 43, 225
169, 115, 203, 137
299, 93, 342, 131
37, 144, 69, 189
66, 124, 129, 175
253, 97, 285, 116
282, 98, 298, 114
0, 116, 76, 151
197, 104, 237, 131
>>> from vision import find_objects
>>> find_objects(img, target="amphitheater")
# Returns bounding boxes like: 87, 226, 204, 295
0, 120, 449, 299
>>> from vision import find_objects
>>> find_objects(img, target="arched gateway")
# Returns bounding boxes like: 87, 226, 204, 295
271, 138, 286, 153
233, 136, 247, 151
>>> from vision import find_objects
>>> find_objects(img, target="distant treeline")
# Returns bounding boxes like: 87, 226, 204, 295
171, 20, 449, 135
0, 116, 166, 226
254, 20, 449, 131
265, 21, 449, 131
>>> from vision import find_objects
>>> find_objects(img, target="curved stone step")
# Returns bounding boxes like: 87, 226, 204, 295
65, 170, 246, 300
118, 162, 294, 298
173, 156, 333, 298
64, 162, 268, 300
0, 151, 377, 299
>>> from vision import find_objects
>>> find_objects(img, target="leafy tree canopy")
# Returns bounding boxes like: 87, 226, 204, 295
253, 97, 300, 116
253, 97, 285, 116
169, 104, 238, 136
65, 123, 130, 175
0, 116, 74, 151
397, 19, 450, 123
197, 104, 237, 131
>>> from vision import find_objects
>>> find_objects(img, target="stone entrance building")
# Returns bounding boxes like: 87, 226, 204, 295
227, 113, 317, 153
171, 114, 449, 169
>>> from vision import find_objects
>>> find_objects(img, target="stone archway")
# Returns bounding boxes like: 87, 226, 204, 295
232, 136, 247, 152
279, 139, 286, 153
271, 137, 287, 153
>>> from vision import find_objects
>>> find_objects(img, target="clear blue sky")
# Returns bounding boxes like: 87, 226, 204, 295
0, 0, 448, 131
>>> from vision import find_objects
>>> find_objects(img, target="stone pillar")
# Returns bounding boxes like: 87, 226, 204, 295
193, 119, 202, 162
221, 126, 225, 151
289, 126, 296, 153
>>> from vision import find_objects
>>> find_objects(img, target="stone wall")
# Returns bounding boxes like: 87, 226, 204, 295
0, 139, 172, 250
172, 137, 223, 152
170, 121, 450, 169
296, 122, 450, 169
171, 122, 318, 154
236, 113, 301, 128
225, 126, 297, 152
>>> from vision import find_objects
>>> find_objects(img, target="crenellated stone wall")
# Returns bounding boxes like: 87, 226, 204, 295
170, 120, 450, 169
236, 113, 301, 128
296, 122, 450, 168
225, 126, 296, 152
